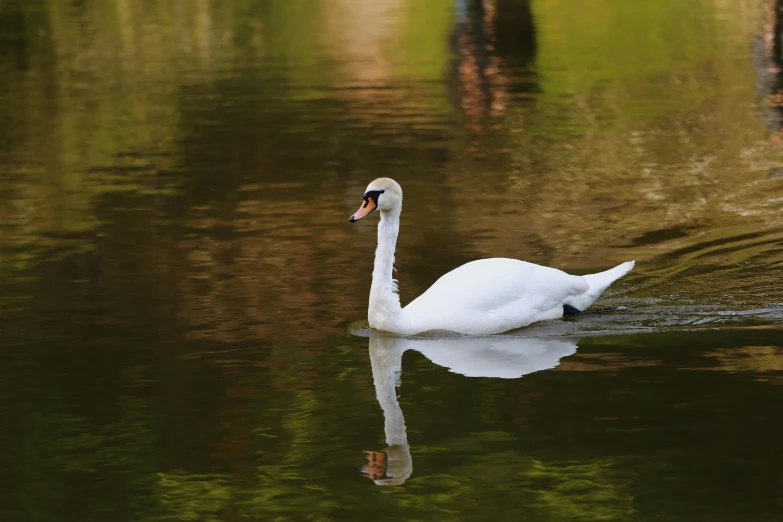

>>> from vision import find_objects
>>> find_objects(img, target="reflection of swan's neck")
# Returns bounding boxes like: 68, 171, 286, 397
369, 209, 403, 331
369, 339, 407, 446
368, 338, 413, 486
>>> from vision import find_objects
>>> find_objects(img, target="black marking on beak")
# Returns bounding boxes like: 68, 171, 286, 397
364, 189, 385, 208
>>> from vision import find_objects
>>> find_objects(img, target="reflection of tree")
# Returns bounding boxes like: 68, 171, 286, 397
449, 0, 537, 136
759, 0, 783, 134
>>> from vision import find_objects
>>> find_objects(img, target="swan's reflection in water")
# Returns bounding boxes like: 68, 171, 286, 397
362, 335, 578, 485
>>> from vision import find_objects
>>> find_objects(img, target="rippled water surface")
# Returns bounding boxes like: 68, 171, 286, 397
2, 0, 783, 520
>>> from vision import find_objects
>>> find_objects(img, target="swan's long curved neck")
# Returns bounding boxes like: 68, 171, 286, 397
368, 209, 403, 330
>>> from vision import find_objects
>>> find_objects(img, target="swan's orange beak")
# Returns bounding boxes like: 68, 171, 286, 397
349, 198, 377, 223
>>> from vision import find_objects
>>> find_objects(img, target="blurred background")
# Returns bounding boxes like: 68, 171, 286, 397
1, 0, 782, 520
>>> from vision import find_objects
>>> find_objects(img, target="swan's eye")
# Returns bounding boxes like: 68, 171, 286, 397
364, 189, 385, 207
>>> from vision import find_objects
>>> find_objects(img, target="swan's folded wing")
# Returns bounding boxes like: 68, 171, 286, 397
522, 262, 590, 302
400, 258, 589, 334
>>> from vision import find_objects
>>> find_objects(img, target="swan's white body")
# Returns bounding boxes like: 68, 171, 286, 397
350, 178, 634, 336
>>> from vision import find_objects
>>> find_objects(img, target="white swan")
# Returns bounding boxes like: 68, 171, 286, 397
363, 335, 578, 485
349, 178, 635, 335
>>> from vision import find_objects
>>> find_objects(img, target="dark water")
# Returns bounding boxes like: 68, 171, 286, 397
2, 0, 783, 520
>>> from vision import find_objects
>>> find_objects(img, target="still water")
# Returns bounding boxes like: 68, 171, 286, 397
1, 0, 783, 520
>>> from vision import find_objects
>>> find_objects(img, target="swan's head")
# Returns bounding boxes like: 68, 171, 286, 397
349, 178, 403, 223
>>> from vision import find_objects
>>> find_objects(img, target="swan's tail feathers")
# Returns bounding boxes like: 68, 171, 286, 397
583, 260, 635, 293
573, 260, 635, 310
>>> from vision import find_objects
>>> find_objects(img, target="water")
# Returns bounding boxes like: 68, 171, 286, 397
1, 0, 782, 520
